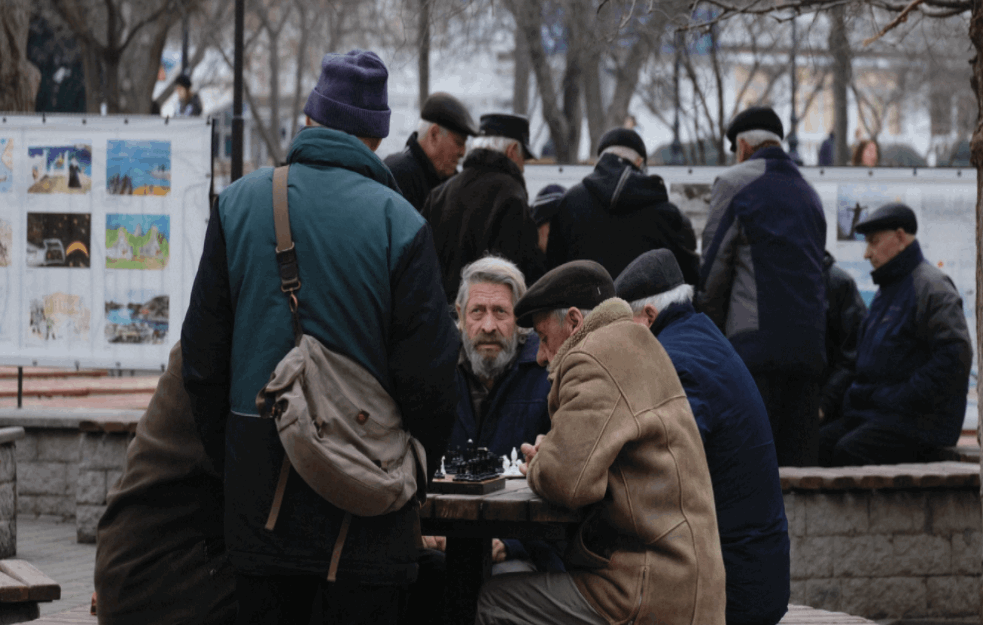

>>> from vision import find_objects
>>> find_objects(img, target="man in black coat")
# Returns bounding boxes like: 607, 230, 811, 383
820, 251, 867, 423
546, 127, 699, 283
384, 93, 477, 211
423, 113, 546, 304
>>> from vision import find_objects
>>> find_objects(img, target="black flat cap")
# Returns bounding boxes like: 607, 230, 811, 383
614, 249, 684, 304
421, 92, 478, 137
597, 128, 647, 163
479, 113, 536, 160
515, 260, 615, 328
726, 106, 784, 153
855, 202, 918, 236
531, 184, 565, 226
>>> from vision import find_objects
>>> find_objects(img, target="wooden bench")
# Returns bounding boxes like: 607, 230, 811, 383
0, 560, 60, 624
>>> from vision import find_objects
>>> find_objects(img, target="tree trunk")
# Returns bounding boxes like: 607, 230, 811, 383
268, 30, 283, 164
81, 45, 102, 113
0, 0, 41, 111
418, 0, 430, 110
290, 2, 311, 140
829, 6, 851, 166
512, 23, 530, 116
583, 52, 605, 156
968, 7, 983, 591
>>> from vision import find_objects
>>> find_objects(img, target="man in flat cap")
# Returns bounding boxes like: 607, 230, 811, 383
423, 113, 546, 304
475, 260, 725, 625
530, 184, 565, 254
384, 92, 477, 211
182, 50, 459, 623
615, 250, 790, 625
546, 127, 699, 284
698, 105, 827, 466
818, 203, 972, 466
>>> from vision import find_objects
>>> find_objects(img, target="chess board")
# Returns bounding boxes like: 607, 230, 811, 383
429, 476, 506, 495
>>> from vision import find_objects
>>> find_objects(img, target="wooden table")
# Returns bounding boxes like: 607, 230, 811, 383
420, 478, 582, 625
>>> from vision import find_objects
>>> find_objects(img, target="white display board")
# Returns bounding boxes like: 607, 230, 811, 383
0, 114, 211, 370
527, 164, 979, 378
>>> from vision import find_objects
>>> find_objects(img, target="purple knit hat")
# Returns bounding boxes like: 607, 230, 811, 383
304, 50, 391, 139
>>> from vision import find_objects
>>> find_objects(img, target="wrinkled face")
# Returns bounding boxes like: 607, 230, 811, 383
533, 311, 575, 366
863, 228, 907, 270
861, 142, 878, 167
460, 282, 516, 359
430, 128, 468, 178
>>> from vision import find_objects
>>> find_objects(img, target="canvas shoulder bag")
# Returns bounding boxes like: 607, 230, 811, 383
256, 165, 427, 580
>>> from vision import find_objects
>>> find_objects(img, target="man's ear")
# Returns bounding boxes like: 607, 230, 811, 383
428, 122, 442, 142
643, 304, 658, 328
566, 307, 584, 333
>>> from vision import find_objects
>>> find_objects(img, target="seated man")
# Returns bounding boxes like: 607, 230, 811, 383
476, 261, 725, 625
819, 203, 973, 466
820, 251, 868, 423
615, 249, 790, 625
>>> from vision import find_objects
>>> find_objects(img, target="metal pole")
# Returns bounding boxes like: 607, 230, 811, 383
787, 17, 801, 164
670, 30, 684, 165
231, 0, 245, 182
16, 367, 22, 409
181, 14, 189, 74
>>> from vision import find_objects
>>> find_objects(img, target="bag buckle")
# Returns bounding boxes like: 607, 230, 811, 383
276, 245, 301, 293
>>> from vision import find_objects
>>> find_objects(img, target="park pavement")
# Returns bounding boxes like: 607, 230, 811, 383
17, 515, 95, 616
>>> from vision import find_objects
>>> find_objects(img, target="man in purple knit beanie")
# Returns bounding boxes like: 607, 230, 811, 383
181, 48, 460, 624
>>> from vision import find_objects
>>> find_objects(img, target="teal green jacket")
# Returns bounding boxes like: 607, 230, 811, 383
182, 127, 460, 579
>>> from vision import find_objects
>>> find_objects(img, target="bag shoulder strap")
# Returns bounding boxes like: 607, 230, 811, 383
272, 165, 303, 344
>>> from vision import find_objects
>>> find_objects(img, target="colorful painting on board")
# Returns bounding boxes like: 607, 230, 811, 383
105, 214, 169, 269
105, 289, 169, 345
836, 184, 903, 241
0, 139, 12, 193
26, 213, 91, 268
27, 143, 92, 194
107, 140, 171, 196
28, 292, 90, 343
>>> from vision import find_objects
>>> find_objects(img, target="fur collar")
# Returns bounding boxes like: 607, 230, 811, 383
548, 298, 633, 377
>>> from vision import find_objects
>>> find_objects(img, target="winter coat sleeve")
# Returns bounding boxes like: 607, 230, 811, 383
869, 274, 972, 416
181, 198, 234, 469
697, 179, 740, 330
527, 352, 631, 510
820, 266, 867, 418
387, 223, 461, 479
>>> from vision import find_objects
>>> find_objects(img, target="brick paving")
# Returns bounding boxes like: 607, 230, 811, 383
16, 515, 95, 617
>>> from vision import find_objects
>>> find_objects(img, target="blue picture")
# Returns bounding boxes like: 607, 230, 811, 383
107, 140, 171, 196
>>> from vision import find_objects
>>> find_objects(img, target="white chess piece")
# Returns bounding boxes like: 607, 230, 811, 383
502, 456, 510, 472
440, 456, 446, 476
511, 447, 519, 466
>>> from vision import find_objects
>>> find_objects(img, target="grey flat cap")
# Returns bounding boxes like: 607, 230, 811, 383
614, 249, 684, 304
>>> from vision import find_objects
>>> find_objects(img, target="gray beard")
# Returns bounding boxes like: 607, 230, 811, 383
463, 330, 519, 383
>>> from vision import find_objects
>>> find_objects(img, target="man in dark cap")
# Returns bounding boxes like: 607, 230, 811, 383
698, 105, 826, 466
546, 127, 699, 284
818, 203, 972, 466
181, 50, 459, 623
475, 260, 726, 625
383, 92, 477, 211
530, 184, 565, 253
174, 74, 203, 117
615, 250, 790, 625
423, 113, 546, 304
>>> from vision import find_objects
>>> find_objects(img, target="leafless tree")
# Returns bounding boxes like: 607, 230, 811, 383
0, 0, 42, 111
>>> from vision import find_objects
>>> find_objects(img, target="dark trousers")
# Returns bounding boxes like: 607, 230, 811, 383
752, 372, 820, 467
234, 573, 405, 625
818, 417, 944, 467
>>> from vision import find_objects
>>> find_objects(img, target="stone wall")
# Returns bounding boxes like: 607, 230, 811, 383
783, 464, 981, 620
0, 428, 25, 558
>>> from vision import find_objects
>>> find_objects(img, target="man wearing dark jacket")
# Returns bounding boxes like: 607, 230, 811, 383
423, 113, 546, 304
820, 251, 868, 423
383, 92, 477, 211
616, 250, 790, 625
819, 203, 972, 466
181, 50, 459, 624
547, 128, 699, 284
698, 106, 827, 466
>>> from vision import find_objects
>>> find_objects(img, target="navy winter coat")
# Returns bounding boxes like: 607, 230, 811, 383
845, 240, 972, 447
652, 302, 790, 625
698, 146, 827, 376
383, 132, 444, 212
181, 127, 460, 582
820, 252, 867, 421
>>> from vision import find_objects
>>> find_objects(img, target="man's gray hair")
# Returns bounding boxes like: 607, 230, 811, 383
470, 135, 517, 155
736, 129, 782, 150
417, 119, 449, 138
601, 145, 644, 166
628, 284, 694, 315
456, 256, 528, 313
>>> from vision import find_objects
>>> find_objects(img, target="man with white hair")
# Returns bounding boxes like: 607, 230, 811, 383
423, 113, 546, 304
383, 92, 477, 211
546, 127, 699, 284
697, 105, 827, 466
616, 249, 790, 625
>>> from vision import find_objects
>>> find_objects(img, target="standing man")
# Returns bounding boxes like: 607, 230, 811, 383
698, 106, 827, 466
476, 261, 725, 625
383, 92, 478, 211
615, 250, 790, 625
423, 113, 546, 304
181, 50, 459, 624
546, 127, 699, 284
819, 203, 972, 466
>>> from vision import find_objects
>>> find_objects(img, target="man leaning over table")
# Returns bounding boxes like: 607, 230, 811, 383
474, 260, 725, 625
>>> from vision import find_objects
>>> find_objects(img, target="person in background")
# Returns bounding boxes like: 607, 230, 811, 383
851, 139, 879, 167
818, 131, 835, 166
615, 249, 790, 625
175, 75, 203, 117
819, 251, 868, 424
383, 92, 477, 211
819, 203, 972, 466
530, 184, 565, 254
